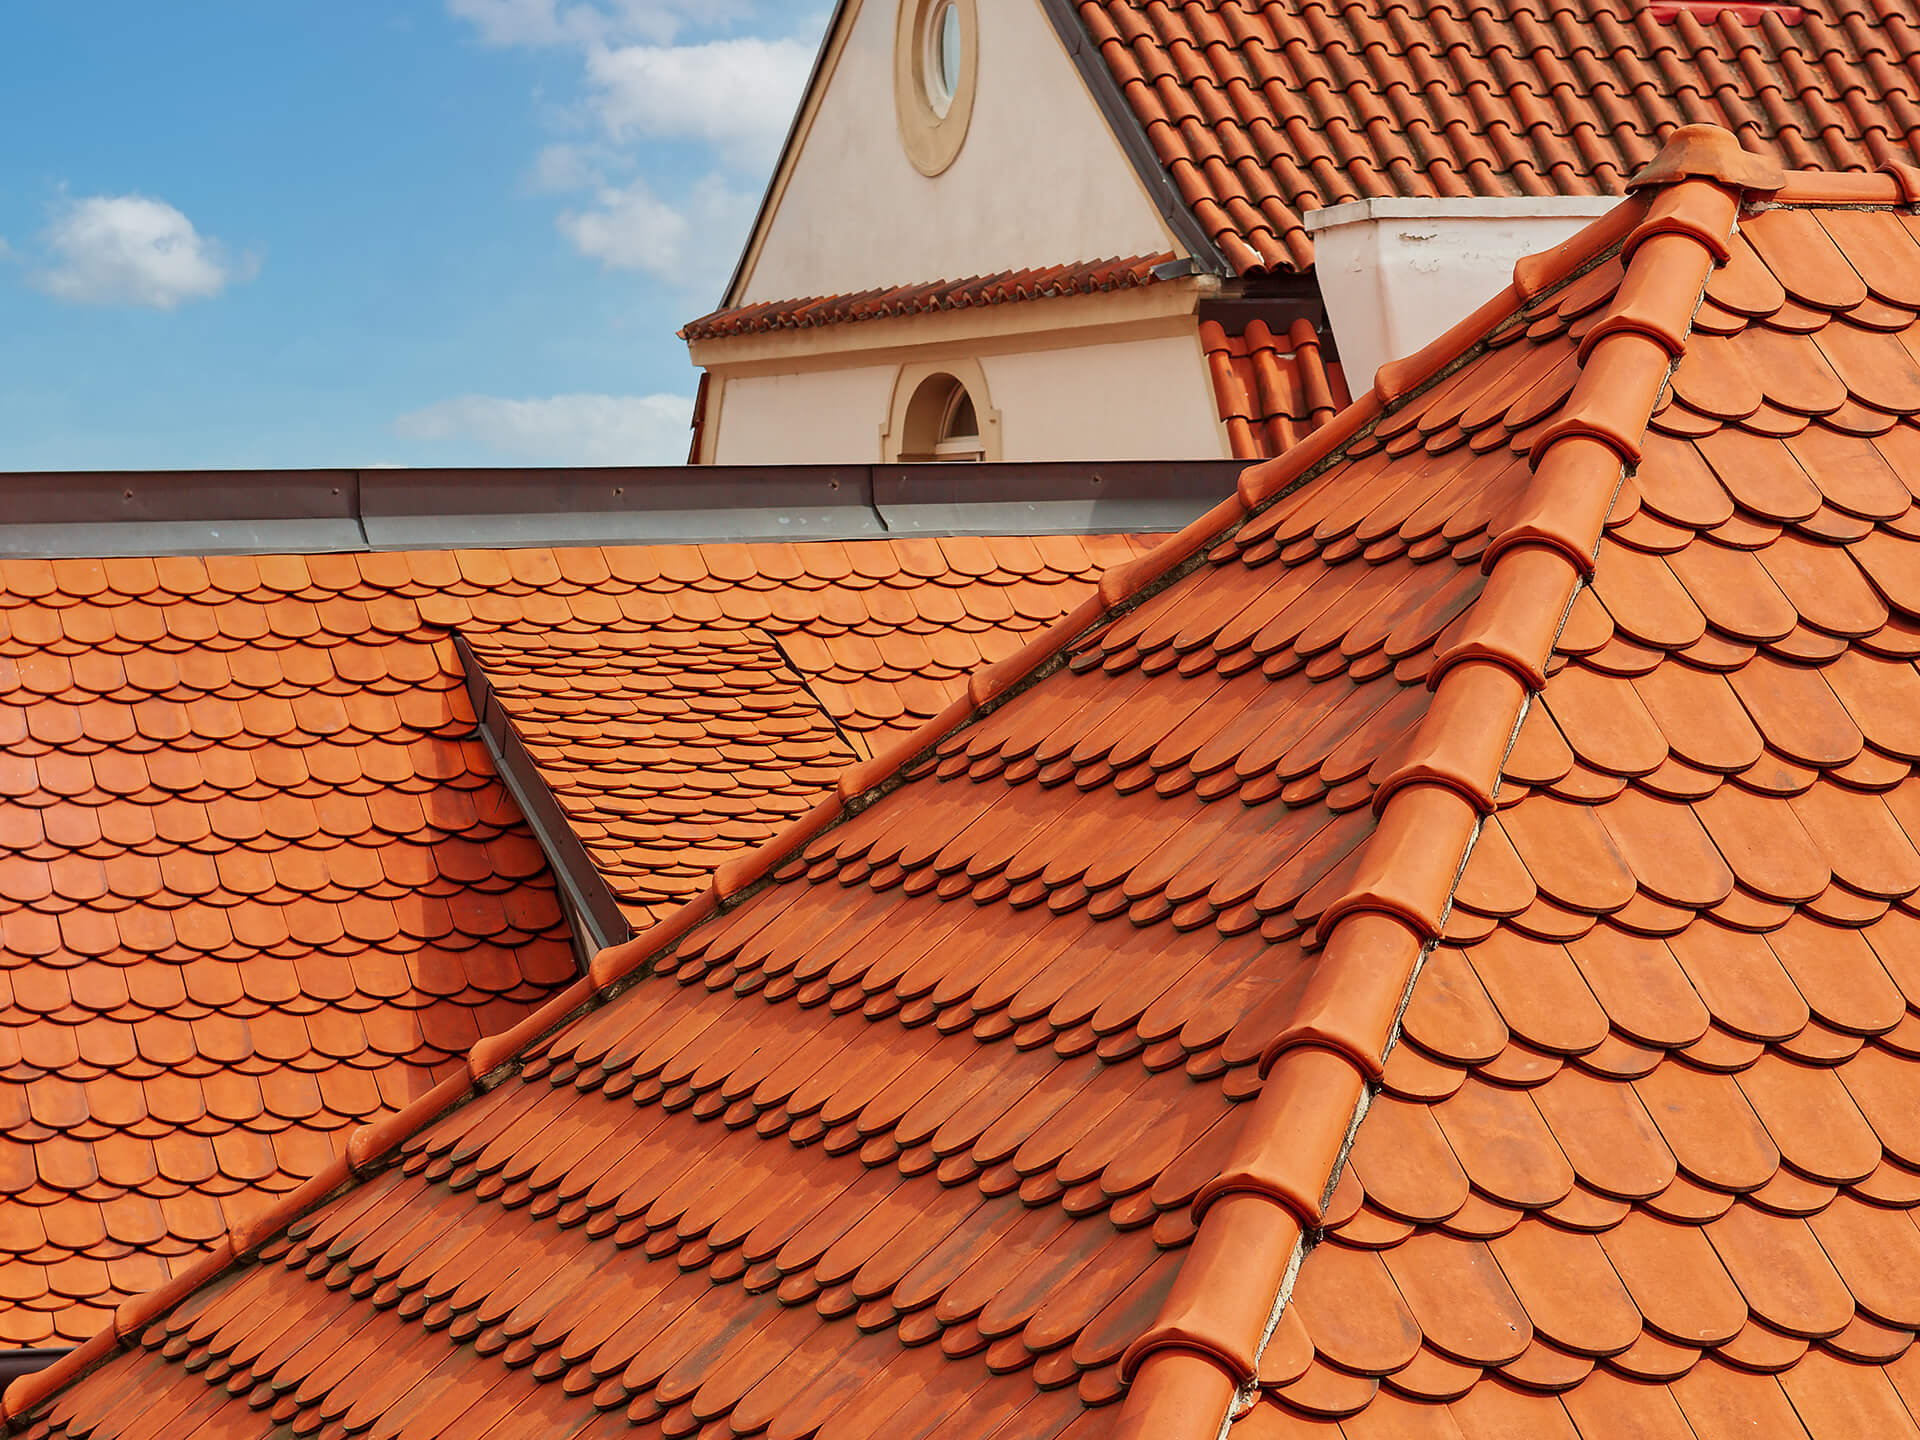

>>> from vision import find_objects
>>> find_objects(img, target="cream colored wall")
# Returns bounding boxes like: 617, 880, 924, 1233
710, 331, 1226, 465
738, 0, 1173, 303
981, 334, 1222, 461
710, 366, 900, 466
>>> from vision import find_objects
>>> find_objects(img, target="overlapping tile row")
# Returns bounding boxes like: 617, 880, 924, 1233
0, 188, 1643, 1440
1244, 205, 1920, 1433
679, 255, 1175, 339
0, 538, 1148, 1347
0, 555, 582, 1347
1077, 0, 1920, 271
454, 537, 1155, 927
1201, 316, 1351, 458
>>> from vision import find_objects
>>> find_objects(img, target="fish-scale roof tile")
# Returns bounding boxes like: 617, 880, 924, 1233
31, 128, 1920, 1440
0, 534, 1153, 1342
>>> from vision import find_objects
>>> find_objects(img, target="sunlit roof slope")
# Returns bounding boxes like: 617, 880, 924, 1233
23, 128, 1920, 1440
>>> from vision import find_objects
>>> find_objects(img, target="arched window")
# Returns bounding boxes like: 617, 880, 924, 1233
883, 362, 1000, 463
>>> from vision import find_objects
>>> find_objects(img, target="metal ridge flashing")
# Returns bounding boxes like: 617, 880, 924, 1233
0, 461, 1244, 558
1301, 195, 1625, 230
451, 633, 633, 959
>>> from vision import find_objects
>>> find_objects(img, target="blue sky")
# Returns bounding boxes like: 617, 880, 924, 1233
0, 1, 824, 470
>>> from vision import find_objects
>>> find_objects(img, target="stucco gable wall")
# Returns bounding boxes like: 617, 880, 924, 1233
737, 0, 1175, 304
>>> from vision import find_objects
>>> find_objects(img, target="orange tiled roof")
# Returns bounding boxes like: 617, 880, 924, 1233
444, 536, 1155, 929
27, 129, 1920, 1440
0, 554, 583, 1348
681, 254, 1175, 340
1075, 0, 1920, 273
1201, 315, 1351, 458
0, 537, 1149, 1346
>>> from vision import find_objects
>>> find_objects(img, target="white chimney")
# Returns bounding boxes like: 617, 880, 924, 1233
1304, 197, 1621, 392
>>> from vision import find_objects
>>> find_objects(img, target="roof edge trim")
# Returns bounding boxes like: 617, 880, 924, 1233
1035, 0, 1237, 277
713, 0, 854, 310
453, 632, 633, 956
1301, 196, 1622, 231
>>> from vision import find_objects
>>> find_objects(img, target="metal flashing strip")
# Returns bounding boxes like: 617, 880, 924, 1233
0, 461, 1247, 557
875, 460, 1231, 535
452, 634, 633, 961
1302, 195, 1624, 230
1035, 0, 1235, 278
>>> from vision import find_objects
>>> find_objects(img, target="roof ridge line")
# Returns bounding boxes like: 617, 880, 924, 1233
0, 349, 1385, 1439
1098, 126, 1757, 1440
0, 123, 1774, 1440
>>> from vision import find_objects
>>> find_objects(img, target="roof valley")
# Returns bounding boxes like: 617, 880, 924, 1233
1103, 130, 1763, 1440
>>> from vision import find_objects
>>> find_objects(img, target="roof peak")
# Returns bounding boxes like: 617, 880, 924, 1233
1627, 123, 1789, 194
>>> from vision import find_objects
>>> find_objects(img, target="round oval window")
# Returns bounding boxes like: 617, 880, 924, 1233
929, 2, 963, 116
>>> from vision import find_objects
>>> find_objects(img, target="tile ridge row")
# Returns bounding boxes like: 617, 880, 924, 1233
678, 251, 1178, 339
1099, 125, 1760, 1440
0, 121, 1821, 1440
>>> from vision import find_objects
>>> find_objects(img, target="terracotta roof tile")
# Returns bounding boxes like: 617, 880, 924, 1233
1077, 0, 1919, 273
681, 255, 1174, 340
463, 533, 1156, 930
0, 533, 1152, 1345
1201, 316, 1352, 459
31, 128, 1920, 1440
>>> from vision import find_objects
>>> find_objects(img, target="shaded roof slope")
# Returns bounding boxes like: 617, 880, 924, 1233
21, 128, 1916, 1440
1074, 0, 1920, 272
0, 537, 1147, 1342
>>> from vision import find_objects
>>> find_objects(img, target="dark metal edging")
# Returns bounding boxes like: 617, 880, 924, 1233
0, 1350, 67, 1386
451, 634, 633, 962
1036, 0, 1235, 278
0, 461, 1243, 558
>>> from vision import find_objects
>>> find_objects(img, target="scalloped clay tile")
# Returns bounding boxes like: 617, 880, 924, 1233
24, 128, 1920, 1440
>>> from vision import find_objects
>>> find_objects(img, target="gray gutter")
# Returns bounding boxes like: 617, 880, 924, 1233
0, 461, 1243, 558
1036, 0, 1235, 278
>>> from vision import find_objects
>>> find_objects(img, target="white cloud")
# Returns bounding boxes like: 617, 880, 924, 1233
529, 142, 604, 192
585, 37, 810, 168
557, 174, 755, 294
557, 178, 688, 275
449, 0, 756, 47
394, 392, 695, 465
34, 194, 244, 309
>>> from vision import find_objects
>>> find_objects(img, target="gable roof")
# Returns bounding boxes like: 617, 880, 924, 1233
1063, 0, 1920, 274
20, 127, 1920, 1440
0, 535, 1148, 1350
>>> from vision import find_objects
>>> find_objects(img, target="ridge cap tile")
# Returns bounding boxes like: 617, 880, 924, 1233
28, 142, 1920, 1440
